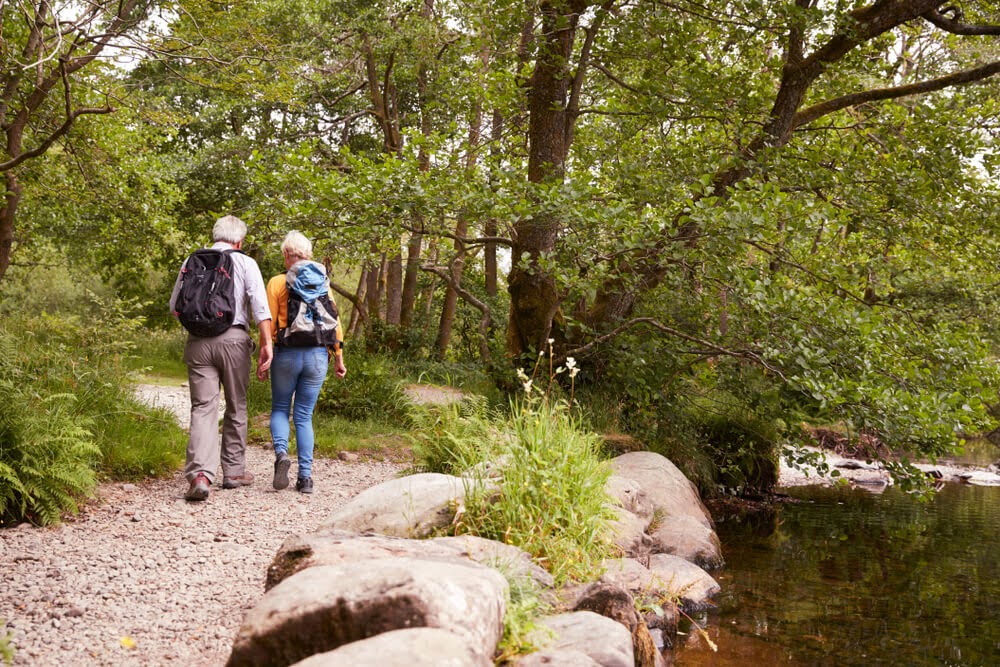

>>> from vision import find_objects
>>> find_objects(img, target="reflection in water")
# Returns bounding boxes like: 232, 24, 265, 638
672, 484, 1000, 666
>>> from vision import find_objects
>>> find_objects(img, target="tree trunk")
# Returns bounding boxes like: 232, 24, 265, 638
507, 0, 586, 357
400, 232, 423, 328
0, 172, 21, 282
347, 267, 370, 338
485, 109, 502, 298
402, 1, 433, 330
434, 43, 486, 360
385, 253, 403, 325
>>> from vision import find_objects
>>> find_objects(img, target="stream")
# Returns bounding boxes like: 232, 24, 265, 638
671, 481, 1000, 666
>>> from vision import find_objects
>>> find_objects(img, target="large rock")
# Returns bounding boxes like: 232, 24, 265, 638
267, 529, 553, 591
228, 557, 507, 667
572, 582, 665, 667
600, 556, 719, 611
646, 554, 720, 610
318, 473, 470, 538
609, 452, 723, 569
606, 504, 654, 557
647, 513, 723, 570
516, 650, 604, 666
289, 628, 489, 667
520, 611, 634, 667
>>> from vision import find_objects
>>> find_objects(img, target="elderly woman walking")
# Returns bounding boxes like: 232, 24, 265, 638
258, 231, 346, 493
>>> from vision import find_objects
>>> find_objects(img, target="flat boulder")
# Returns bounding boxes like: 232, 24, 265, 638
600, 556, 719, 611
647, 513, 723, 570
317, 472, 469, 538
267, 529, 552, 591
289, 628, 489, 667
520, 611, 634, 667
228, 557, 507, 667
609, 452, 723, 568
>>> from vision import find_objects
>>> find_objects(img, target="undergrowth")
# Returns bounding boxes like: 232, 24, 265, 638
0, 290, 184, 525
410, 352, 615, 586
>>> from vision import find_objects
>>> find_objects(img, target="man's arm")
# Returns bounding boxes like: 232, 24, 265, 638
256, 319, 273, 380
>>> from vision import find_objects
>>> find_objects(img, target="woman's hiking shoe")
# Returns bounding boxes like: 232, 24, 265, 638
296, 477, 314, 494
185, 473, 210, 501
222, 471, 254, 489
273, 453, 291, 490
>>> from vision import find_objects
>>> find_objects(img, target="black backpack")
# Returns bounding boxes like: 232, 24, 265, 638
173, 249, 239, 338
278, 262, 340, 348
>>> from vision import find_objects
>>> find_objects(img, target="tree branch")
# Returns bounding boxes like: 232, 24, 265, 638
793, 60, 1000, 129
923, 9, 1000, 35
562, 316, 788, 380
421, 264, 491, 316
0, 59, 113, 172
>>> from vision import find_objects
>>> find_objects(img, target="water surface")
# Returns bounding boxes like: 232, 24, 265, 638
672, 483, 1000, 666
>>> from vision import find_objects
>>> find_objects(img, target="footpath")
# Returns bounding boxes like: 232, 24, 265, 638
0, 383, 404, 666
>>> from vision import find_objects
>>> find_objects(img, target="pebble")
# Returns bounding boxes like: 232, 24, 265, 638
1, 384, 404, 666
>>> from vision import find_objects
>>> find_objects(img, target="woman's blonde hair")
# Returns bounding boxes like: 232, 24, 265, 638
280, 230, 313, 260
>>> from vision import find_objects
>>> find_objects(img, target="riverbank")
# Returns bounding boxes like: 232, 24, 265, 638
779, 444, 1000, 490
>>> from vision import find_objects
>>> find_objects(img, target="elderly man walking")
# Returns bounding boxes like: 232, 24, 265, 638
169, 215, 273, 501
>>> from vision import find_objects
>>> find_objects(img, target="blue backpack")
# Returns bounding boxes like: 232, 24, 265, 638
278, 261, 340, 348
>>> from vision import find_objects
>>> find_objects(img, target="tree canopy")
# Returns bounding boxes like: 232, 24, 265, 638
4, 0, 1000, 488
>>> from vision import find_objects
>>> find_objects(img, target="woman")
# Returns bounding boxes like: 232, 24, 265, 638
259, 231, 346, 493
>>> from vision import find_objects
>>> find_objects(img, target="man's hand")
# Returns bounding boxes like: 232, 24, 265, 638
256, 319, 274, 381
256, 343, 272, 381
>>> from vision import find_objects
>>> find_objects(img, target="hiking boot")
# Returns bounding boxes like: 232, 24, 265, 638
273, 453, 291, 490
296, 477, 314, 494
222, 471, 254, 489
185, 473, 210, 501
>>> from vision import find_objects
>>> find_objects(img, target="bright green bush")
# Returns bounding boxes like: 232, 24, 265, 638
0, 330, 98, 525
408, 396, 500, 474
316, 352, 409, 422
0, 278, 185, 524
412, 387, 615, 585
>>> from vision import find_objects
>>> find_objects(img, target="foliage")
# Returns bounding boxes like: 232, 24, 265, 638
4, 0, 1000, 496
411, 357, 615, 585
0, 372, 97, 526
494, 571, 550, 664
124, 327, 188, 380
315, 352, 410, 422
408, 396, 502, 475
0, 261, 184, 525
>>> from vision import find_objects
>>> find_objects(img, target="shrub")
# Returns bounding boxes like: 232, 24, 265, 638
0, 287, 186, 524
0, 331, 98, 526
316, 351, 408, 422
412, 379, 615, 585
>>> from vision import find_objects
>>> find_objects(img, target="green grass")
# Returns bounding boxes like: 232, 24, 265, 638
247, 408, 413, 463
410, 394, 616, 586
126, 327, 188, 381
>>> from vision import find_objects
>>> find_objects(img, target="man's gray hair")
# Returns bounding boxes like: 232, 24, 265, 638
212, 215, 248, 244
281, 230, 313, 260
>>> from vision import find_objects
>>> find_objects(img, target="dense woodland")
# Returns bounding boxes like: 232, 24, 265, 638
3, 1, 1000, 511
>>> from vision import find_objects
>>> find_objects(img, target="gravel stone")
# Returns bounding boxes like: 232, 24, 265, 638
1, 383, 405, 666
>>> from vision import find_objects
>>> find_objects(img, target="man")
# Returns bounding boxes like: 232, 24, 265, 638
169, 215, 273, 501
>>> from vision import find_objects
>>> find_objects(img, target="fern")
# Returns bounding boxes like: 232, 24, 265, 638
0, 338, 98, 527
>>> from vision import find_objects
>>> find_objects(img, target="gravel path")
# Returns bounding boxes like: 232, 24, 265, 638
0, 384, 405, 666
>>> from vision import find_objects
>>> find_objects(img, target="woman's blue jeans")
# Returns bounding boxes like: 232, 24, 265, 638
270, 346, 328, 480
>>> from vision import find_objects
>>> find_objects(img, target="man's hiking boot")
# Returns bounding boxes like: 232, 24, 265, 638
296, 477, 314, 494
222, 471, 254, 489
185, 473, 210, 501
273, 453, 291, 490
